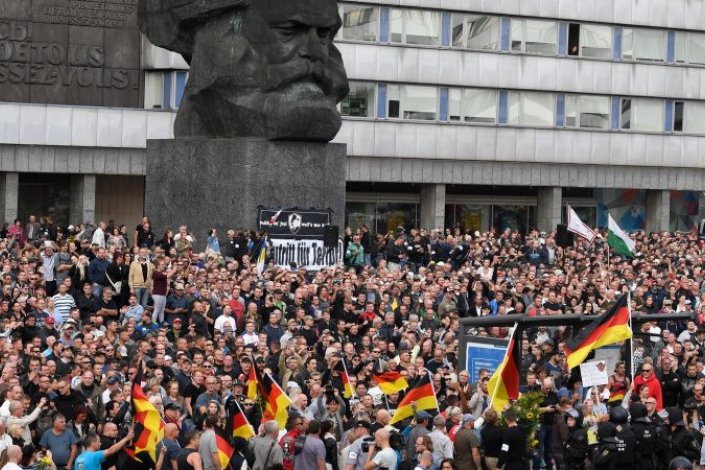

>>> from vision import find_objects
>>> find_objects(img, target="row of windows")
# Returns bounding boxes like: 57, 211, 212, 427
338, 3, 705, 65
340, 81, 705, 134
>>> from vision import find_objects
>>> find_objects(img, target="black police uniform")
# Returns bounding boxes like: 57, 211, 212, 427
629, 403, 658, 470
591, 423, 620, 470
563, 425, 589, 470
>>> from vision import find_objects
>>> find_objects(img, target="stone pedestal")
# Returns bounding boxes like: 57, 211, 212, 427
145, 138, 346, 245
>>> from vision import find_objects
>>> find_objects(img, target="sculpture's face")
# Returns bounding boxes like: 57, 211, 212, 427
176, 0, 349, 141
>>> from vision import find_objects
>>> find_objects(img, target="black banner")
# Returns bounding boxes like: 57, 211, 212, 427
258, 208, 331, 239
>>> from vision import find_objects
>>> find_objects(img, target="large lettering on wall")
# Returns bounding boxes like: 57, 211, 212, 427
0, 0, 141, 107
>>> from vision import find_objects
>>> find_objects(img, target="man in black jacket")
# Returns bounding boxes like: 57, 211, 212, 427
498, 409, 529, 470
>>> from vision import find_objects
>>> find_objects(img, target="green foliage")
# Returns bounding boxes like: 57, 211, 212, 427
499, 391, 545, 450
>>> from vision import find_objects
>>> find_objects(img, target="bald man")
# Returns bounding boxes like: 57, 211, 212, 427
2, 444, 22, 470
371, 409, 391, 434
364, 429, 397, 470
100, 422, 119, 470
157, 423, 182, 470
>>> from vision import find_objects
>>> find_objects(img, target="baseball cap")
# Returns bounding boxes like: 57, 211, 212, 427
174, 283, 185, 290
173, 318, 183, 324
354, 420, 371, 430
165, 402, 182, 411
416, 411, 432, 420
45, 316, 55, 325
107, 375, 121, 385
461, 414, 476, 426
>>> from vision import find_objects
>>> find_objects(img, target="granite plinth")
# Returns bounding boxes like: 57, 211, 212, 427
145, 138, 346, 245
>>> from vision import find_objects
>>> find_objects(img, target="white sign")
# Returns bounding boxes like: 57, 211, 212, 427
579, 360, 609, 388
269, 238, 342, 271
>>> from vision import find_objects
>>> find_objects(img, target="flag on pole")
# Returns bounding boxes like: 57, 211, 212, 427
487, 326, 521, 413
567, 206, 595, 243
214, 424, 235, 470
269, 209, 283, 224
334, 359, 354, 399
226, 397, 255, 440
247, 360, 259, 400
607, 214, 635, 258
564, 293, 632, 369
258, 372, 292, 429
389, 373, 438, 425
127, 364, 166, 469
373, 371, 409, 395
255, 236, 267, 275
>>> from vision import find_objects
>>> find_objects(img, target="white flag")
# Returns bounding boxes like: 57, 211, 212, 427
566, 206, 595, 243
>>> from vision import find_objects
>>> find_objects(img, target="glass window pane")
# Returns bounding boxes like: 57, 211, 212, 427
340, 82, 375, 117
404, 10, 441, 46
341, 4, 378, 42
684, 102, 705, 134
448, 89, 462, 121
621, 99, 632, 129
144, 71, 164, 109
510, 19, 522, 51
508, 93, 521, 124
403, 85, 437, 120
631, 98, 663, 132
674, 101, 684, 132
466, 16, 500, 50
624, 28, 666, 62
675, 32, 687, 64
580, 24, 612, 58
564, 95, 578, 127
390, 9, 403, 43
688, 33, 705, 65
461, 89, 497, 123
451, 14, 465, 47
579, 95, 610, 129
524, 20, 557, 54
622, 29, 634, 60
523, 92, 554, 126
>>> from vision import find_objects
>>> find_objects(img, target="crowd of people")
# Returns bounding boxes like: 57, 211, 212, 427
0, 214, 703, 470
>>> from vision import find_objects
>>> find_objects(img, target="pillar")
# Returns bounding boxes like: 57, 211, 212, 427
70, 174, 96, 225
0, 172, 18, 224
646, 189, 670, 233
536, 186, 562, 232
420, 184, 446, 230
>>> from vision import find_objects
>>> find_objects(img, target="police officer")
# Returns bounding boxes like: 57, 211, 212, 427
591, 422, 621, 470
663, 407, 700, 464
345, 420, 373, 470
609, 406, 637, 469
563, 409, 588, 470
628, 403, 658, 470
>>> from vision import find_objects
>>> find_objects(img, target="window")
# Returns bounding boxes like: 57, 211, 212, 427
451, 14, 500, 50
620, 98, 663, 132
507, 92, 555, 126
511, 19, 558, 54
675, 32, 705, 65
622, 28, 666, 62
674, 101, 684, 132
143, 70, 188, 110
448, 88, 498, 123
339, 4, 378, 42
679, 101, 705, 134
339, 82, 376, 117
388, 85, 438, 120
390, 9, 441, 46
579, 24, 613, 58
565, 95, 610, 129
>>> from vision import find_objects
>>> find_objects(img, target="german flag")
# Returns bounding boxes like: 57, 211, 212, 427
226, 396, 255, 440
247, 360, 259, 400
564, 294, 632, 369
214, 424, 235, 470
373, 371, 409, 395
258, 371, 292, 429
128, 364, 165, 469
334, 359, 354, 398
487, 326, 521, 413
389, 372, 438, 425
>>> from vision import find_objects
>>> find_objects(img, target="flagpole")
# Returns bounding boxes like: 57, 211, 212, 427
627, 291, 635, 385
487, 322, 518, 412
426, 370, 441, 413
379, 358, 391, 411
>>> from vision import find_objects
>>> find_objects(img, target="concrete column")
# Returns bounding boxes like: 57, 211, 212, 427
70, 174, 97, 225
420, 184, 446, 230
536, 186, 562, 232
646, 189, 670, 233
0, 173, 19, 225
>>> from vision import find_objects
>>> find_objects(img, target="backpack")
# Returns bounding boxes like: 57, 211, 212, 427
294, 434, 307, 455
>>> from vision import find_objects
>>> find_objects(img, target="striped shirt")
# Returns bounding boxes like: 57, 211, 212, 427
52, 293, 76, 322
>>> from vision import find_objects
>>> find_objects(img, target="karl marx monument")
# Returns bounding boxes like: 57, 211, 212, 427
140, 0, 349, 242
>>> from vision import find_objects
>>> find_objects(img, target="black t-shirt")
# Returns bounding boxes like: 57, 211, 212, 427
540, 391, 559, 425
183, 383, 205, 408
136, 225, 155, 248
543, 301, 564, 313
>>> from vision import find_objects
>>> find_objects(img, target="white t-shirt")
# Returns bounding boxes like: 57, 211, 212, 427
2, 463, 22, 470
214, 315, 237, 334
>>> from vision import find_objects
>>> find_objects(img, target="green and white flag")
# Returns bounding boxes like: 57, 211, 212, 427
607, 214, 635, 258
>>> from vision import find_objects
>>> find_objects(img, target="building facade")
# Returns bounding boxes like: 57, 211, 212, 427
2, 0, 705, 234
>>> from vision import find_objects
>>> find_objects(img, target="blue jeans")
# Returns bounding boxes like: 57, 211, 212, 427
533, 424, 553, 470
92, 283, 105, 298
134, 287, 150, 306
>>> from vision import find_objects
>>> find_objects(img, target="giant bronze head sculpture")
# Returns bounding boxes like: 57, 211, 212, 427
139, 0, 350, 141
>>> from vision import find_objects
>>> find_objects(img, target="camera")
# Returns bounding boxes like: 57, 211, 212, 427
389, 431, 406, 452
360, 436, 376, 453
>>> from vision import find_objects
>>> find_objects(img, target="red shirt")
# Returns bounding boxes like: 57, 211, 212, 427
152, 270, 167, 296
